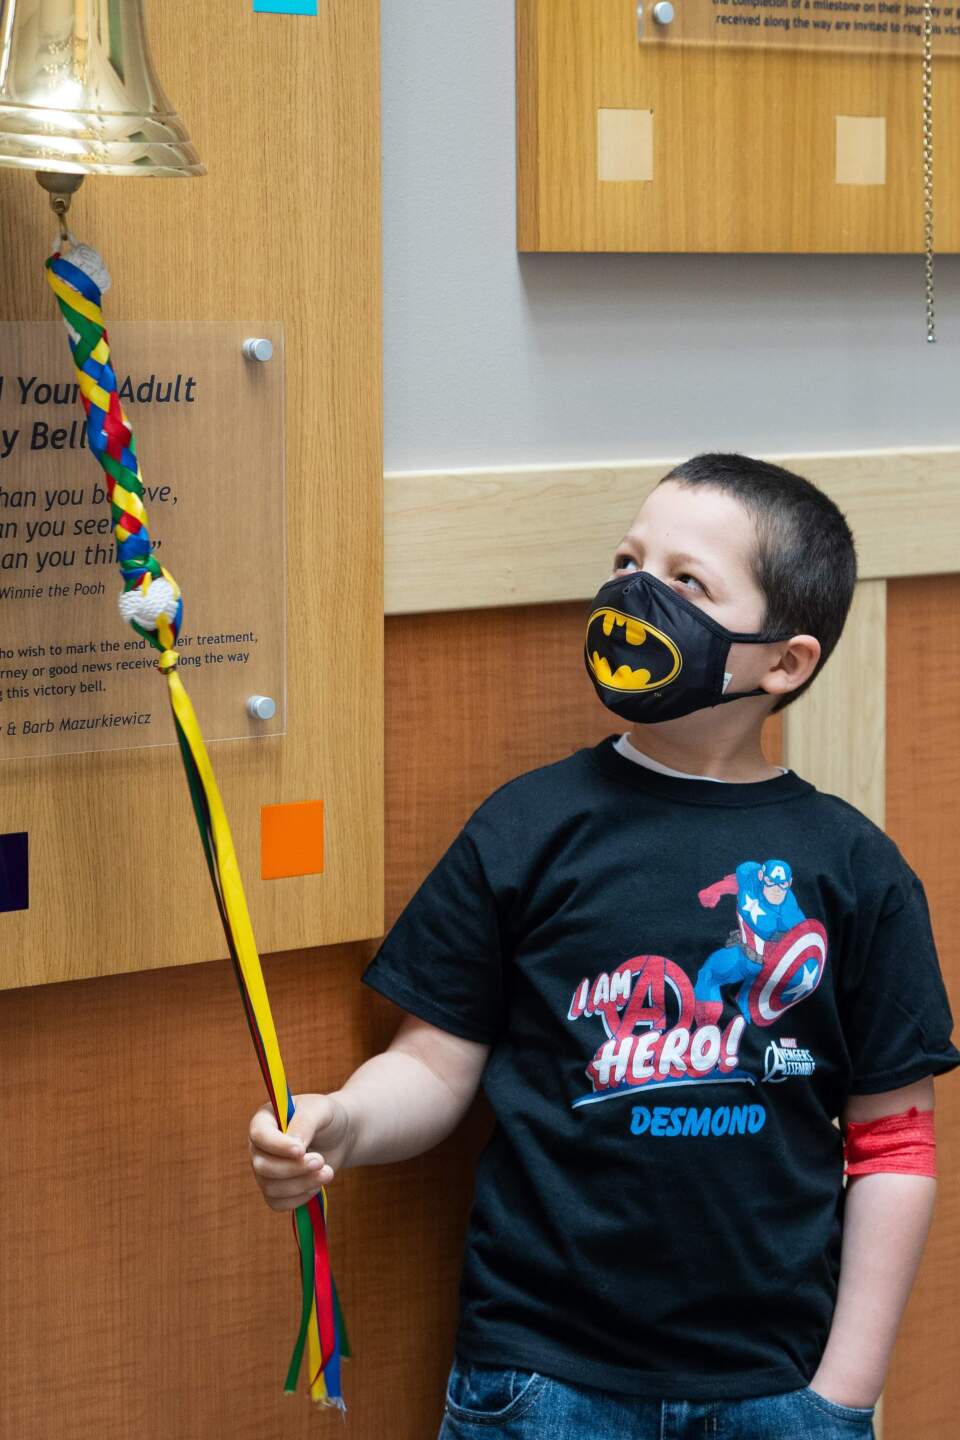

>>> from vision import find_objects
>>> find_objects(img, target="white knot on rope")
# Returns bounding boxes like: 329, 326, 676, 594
118, 577, 179, 631
52, 228, 112, 294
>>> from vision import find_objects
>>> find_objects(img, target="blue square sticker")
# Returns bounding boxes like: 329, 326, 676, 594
0, 831, 28, 913
253, 0, 318, 12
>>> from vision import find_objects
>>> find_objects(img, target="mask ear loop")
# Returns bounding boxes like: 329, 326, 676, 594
718, 628, 797, 706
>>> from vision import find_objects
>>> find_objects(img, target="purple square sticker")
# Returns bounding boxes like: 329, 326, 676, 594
0, 832, 28, 913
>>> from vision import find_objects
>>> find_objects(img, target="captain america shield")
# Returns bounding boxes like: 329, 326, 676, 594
746, 919, 828, 1027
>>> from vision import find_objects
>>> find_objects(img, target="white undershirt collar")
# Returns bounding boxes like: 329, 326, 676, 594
614, 732, 788, 784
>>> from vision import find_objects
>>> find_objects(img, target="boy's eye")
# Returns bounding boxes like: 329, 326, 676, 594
610, 557, 709, 597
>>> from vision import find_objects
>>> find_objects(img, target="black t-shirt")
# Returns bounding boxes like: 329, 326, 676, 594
360, 735, 960, 1400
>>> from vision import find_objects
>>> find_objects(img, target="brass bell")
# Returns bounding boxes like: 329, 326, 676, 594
0, 0, 204, 216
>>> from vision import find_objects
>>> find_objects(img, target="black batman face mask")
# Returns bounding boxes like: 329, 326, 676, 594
583, 570, 793, 723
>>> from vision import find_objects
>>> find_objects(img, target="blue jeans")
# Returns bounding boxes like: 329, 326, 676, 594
438, 1354, 877, 1439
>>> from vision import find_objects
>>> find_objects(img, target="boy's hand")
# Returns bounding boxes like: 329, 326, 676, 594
248, 1092, 354, 1212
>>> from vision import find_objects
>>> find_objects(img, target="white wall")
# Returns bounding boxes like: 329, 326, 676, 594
382, 2, 960, 472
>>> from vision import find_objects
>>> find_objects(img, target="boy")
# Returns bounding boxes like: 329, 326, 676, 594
249, 453, 960, 1439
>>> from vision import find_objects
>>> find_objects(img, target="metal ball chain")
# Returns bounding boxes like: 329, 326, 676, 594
922, 0, 936, 341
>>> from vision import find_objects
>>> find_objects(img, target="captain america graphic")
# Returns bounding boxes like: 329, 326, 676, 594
693, 860, 821, 1028
568, 857, 828, 1106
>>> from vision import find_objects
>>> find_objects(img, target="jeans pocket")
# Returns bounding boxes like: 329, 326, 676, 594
798, 1384, 876, 1424
444, 1355, 547, 1426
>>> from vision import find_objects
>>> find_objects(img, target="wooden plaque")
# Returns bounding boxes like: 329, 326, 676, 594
517, 0, 960, 251
0, 0, 383, 987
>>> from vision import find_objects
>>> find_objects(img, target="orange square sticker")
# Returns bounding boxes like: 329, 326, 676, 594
261, 800, 324, 880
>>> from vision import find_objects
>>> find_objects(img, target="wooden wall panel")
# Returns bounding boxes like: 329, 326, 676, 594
0, 0, 383, 984
385, 449, 960, 616
382, 603, 620, 925
2, 586, 950, 1440
782, 579, 887, 825
782, 579, 890, 1432
884, 574, 960, 1440
0, 601, 782, 1440
517, 0, 960, 252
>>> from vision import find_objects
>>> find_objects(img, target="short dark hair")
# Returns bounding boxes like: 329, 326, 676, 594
659, 452, 858, 712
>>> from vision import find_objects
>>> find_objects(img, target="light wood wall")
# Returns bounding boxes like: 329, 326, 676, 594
781, 579, 890, 1431
517, 0, 960, 252
0, 5, 954, 1419
385, 448, 960, 615
0, 0, 384, 988
883, 575, 960, 1438
783, 578, 887, 826
382, 452, 960, 1437
0, 583, 955, 1436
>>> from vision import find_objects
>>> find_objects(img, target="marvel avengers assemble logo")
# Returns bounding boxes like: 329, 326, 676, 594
762, 1036, 817, 1082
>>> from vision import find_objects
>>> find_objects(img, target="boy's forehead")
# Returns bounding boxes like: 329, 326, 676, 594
626, 482, 757, 570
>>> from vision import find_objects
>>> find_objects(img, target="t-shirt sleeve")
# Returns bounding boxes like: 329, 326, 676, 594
840, 862, 960, 1096
360, 825, 505, 1044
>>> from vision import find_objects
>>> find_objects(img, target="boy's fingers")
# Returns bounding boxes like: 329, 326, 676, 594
265, 1169, 333, 1201
249, 1103, 305, 1158
286, 1093, 334, 1150
250, 1148, 328, 1181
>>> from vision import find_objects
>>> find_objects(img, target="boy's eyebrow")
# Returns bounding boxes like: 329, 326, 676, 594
669, 550, 722, 584
615, 535, 724, 586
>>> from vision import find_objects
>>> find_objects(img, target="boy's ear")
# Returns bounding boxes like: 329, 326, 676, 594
761, 635, 821, 702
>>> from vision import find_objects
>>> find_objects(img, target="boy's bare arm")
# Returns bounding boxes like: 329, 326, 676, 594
248, 1013, 492, 1210
334, 1012, 492, 1166
810, 1076, 937, 1408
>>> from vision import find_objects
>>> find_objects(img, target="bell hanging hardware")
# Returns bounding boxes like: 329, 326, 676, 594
0, 0, 206, 228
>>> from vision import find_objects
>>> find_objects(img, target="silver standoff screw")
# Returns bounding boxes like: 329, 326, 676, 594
242, 337, 274, 362
247, 695, 277, 720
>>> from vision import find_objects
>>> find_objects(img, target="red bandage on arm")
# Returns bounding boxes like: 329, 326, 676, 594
843, 1105, 937, 1178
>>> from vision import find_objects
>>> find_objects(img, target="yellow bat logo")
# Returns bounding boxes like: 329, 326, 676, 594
585, 606, 682, 692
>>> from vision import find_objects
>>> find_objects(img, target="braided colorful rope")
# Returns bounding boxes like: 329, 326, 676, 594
44, 233, 349, 1411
